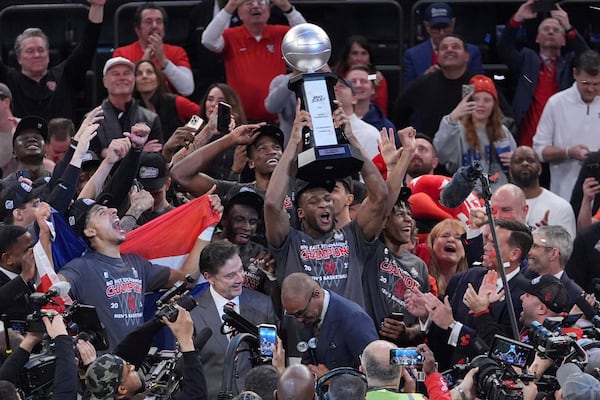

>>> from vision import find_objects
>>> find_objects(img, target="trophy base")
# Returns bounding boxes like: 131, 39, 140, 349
297, 144, 363, 181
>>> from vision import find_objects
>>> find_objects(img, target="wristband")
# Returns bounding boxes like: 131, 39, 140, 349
565, 146, 570, 160
283, 5, 294, 14
565, 26, 575, 34
122, 214, 138, 222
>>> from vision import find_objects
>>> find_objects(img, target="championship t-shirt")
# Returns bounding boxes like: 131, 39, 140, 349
363, 240, 430, 326
270, 219, 373, 307
60, 251, 170, 350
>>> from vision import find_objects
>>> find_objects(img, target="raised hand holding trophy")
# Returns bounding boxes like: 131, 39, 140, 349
282, 23, 363, 181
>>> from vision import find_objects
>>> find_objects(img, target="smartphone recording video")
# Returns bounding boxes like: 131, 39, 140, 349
185, 115, 204, 133
462, 84, 474, 99
390, 348, 424, 366
259, 324, 277, 358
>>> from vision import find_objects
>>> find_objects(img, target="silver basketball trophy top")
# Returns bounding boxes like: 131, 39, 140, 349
282, 23, 363, 182
282, 23, 331, 73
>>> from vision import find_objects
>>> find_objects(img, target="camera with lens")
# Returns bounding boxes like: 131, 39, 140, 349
17, 295, 109, 399
154, 275, 197, 323
529, 320, 577, 361
143, 347, 183, 399
469, 355, 524, 400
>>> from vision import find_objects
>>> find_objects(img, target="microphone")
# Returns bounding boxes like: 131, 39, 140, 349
440, 161, 483, 209
194, 327, 213, 351
575, 292, 600, 328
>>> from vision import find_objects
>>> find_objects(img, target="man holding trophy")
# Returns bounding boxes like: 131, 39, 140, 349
264, 24, 388, 307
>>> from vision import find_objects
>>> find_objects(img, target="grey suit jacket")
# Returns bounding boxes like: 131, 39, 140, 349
191, 287, 278, 399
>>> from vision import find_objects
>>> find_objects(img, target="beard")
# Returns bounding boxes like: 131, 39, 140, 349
510, 171, 538, 188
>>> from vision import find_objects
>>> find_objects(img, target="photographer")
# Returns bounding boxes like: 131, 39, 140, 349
420, 343, 478, 400
0, 312, 78, 400
85, 305, 206, 400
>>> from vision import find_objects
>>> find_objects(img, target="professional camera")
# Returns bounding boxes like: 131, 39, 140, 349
530, 320, 577, 361
470, 355, 524, 400
14, 285, 109, 400
441, 335, 536, 400
143, 347, 183, 399
154, 275, 197, 323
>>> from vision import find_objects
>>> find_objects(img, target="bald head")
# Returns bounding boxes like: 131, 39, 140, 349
281, 273, 323, 326
360, 340, 400, 387
491, 183, 528, 223
509, 146, 542, 189
274, 364, 316, 400
281, 273, 319, 304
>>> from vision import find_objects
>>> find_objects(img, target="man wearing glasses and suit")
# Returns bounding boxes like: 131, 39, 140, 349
280, 272, 378, 378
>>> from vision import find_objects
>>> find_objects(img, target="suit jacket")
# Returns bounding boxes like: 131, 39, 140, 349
497, 22, 589, 128
191, 287, 278, 400
0, 271, 33, 322
447, 267, 524, 337
403, 39, 483, 88
301, 292, 378, 370
428, 267, 524, 369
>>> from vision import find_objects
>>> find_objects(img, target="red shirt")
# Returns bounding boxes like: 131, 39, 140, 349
113, 41, 191, 94
519, 58, 558, 146
221, 24, 290, 122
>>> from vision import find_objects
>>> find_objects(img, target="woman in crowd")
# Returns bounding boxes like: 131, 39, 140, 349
134, 59, 200, 142
173, 83, 248, 180
334, 35, 388, 115
426, 218, 468, 298
433, 74, 516, 192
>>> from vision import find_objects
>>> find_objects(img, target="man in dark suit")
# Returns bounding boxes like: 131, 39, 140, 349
410, 219, 532, 369
280, 272, 378, 378
525, 225, 583, 308
403, 2, 483, 89
191, 240, 278, 399
0, 223, 36, 321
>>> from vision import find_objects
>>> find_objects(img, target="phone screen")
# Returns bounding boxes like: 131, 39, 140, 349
390, 348, 423, 366
259, 324, 277, 358
489, 335, 533, 368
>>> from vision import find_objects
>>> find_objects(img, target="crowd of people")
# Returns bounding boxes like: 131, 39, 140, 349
0, 0, 599, 399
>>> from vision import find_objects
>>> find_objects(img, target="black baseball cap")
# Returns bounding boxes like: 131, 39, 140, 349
0, 180, 44, 221
294, 178, 336, 206
68, 198, 98, 238
137, 152, 168, 192
246, 125, 284, 157
517, 274, 569, 313
13, 116, 48, 145
223, 186, 264, 217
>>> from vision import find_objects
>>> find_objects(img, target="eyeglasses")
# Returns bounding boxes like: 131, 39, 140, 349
284, 292, 314, 318
531, 242, 554, 251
